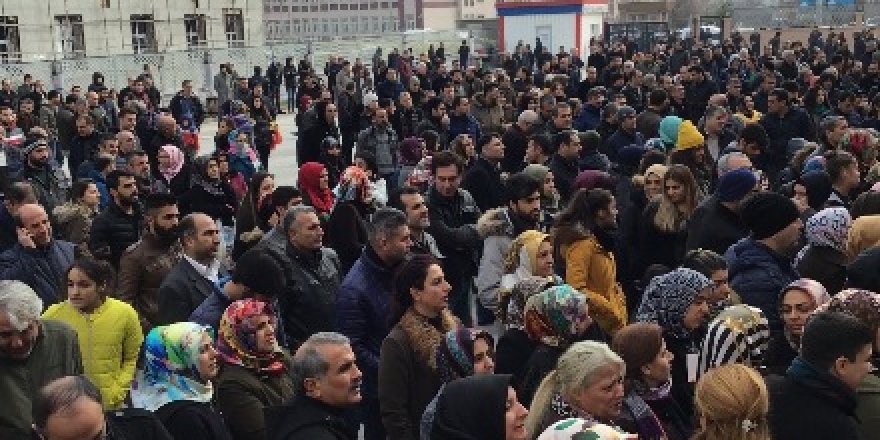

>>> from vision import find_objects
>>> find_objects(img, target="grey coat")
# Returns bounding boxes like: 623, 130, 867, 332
214, 71, 235, 105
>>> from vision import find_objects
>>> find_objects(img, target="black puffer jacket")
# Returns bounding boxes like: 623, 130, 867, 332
267, 396, 357, 440
88, 202, 143, 267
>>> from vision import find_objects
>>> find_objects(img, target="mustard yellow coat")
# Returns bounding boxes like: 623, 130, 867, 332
43, 298, 143, 409
561, 235, 628, 334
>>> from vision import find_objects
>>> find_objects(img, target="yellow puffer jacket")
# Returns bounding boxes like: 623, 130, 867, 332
561, 235, 628, 335
43, 298, 143, 409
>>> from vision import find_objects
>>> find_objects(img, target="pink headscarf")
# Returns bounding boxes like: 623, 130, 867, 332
158, 144, 185, 182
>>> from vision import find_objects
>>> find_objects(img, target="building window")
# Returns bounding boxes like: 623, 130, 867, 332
341, 4, 349, 9
130, 14, 157, 54
55, 15, 85, 59
101, 0, 111, 7
184, 14, 207, 48
0, 16, 20, 62
224, 9, 245, 47
381, 2, 389, 8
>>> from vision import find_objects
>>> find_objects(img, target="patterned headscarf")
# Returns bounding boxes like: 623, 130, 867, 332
698, 305, 770, 376
524, 284, 591, 347
130, 322, 214, 412
636, 268, 712, 339
216, 299, 286, 375
334, 165, 372, 203
158, 144, 185, 182
796, 208, 852, 265
503, 276, 558, 331
537, 418, 631, 440
435, 328, 494, 384
814, 288, 880, 335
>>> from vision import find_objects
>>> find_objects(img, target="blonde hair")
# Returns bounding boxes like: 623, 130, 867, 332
693, 364, 770, 440
524, 341, 625, 440
653, 164, 698, 232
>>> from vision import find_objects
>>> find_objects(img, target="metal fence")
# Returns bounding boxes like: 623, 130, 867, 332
731, 4, 862, 29
0, 30, 468, 98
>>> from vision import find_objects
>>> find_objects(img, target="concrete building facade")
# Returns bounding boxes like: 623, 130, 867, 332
0, 0, 263, 62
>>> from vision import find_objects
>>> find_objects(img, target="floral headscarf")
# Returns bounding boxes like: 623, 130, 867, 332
503, 276, 558, 331
699, 305, 770, 376
158, 144, 185, 182
814, 288, 880, 336
130, 322, 214, 412
537, 418, 631, 440
636, 268, 712, 339
298, 162, 335, 215
524, 284, 591, 347
216, 299, 286, 375
334, 165, 372, 203
796, 207, 852, 265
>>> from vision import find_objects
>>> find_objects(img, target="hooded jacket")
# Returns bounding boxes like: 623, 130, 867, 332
475, 208, 536, 314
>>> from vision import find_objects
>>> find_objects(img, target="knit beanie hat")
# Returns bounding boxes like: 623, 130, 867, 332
716, 168, 758, 203
674, 120, 705, 151
740, 192, 801, 240
659, 116, 683, 147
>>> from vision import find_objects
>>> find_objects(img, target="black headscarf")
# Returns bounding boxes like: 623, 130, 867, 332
431, 374, 513, 440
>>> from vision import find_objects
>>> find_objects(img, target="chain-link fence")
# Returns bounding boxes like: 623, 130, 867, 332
731, 4, 862, 29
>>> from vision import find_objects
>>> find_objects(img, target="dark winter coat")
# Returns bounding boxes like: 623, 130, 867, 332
178, 183, 238, 226
637, 201, 688, 274
156, 258, 219, 326
274, 243, 341, 349
725, 238, 799, 332
215, 359, 295, 440
0, 240, 75, 306
685, 196, 749, 256
324, 201, 370, 274
266, 396, 357, 440
154, 400, 232, 440
795, 245, 848, 296
88, 202, 143, 266
461, 157, 505, 213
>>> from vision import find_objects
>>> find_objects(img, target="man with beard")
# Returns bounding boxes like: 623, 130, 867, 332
475, 173, 541, 320
17, 138, 66, 215
725, 192, 803, 332
117, 192, 182, 332
0, 204, 75, 306
0, 281, 82, 440
389, 186, 443, 259
156, 213, 221, 325
88, 170, 142, 267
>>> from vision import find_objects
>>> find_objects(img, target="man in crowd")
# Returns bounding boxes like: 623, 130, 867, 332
540, 102, 573, 139
462, 133, 506, 212
389, 186, 443, 259
89, 170, 142, 266
687, 168, 758, 255
0, 280, 82, 440
169, 79, 205, 129
549, 130, 583, 203
17, 138, 66, 215
447, 96, 482, 142
356, 108, 399, 191
0, 182, 36, 252
337, 208, 411, 440
68, 114, 101, 178
825, 150, 861, 209
636, 88, 667, 139
501, 109, 540, 173
525, 134, 553, 166
117, 192, 182, 332
604, 106, 645, 162
760, 89, 814, 180
416, 97, 450, 148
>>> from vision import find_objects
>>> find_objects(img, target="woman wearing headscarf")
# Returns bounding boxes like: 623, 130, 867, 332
319, 136, 346, 188
430, 374, 529, 440
231, 172, 275, 260
297, 161, 335, 221
298, 100, 340, 166
522, 164, 561, 231
635, 267, 713, 422
795, 207, 852, 295
518, 285, 592, 405
155, 144, 190, 197
179, 156, 238, 226
846, 214, 880, 262
420, 328, 496, 440
214, 300, 294, 440
524, 341, 627, 440
537, 419, 630, 440
612, 323, 691, 440
325, 165, 374, 273
813, 288, 880, 439
131, 322, 232, 440
764, 279, 830, 376
500, 230, 557, 290
496, 276, 558, 391
378, 254, 459, 440
698, 305, 771, 376
552, 188, 627, 337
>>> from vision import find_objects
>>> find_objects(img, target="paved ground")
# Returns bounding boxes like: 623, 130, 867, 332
199, 112, 300, 187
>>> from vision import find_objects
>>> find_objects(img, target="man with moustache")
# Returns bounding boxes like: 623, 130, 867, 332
117, 192, 182, 332
88, 170, 142, 267
0, 281, 82, 440
389, 186, 443, 259
269, 332, 362, 440
17, 137, 66, 215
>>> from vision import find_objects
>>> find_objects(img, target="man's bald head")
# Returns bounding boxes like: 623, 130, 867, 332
16, 204, 52, 247
33, 376, 105, 440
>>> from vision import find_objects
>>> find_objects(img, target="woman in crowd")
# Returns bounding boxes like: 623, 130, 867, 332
379, 254, 458, 440
131, 322, 232, 440
420, 328, 496, 440
813, 289, 880, 437
518, 284, 592, 405
214, 117, 233, 153
635, 267, 713, 422
228, 129, 260, 189
612, 322, 691, 440
451, 134, 477, 169
795, 207, 852, 295
178, 156, 238, 226
524, 341, 626, 439
680, 249, 737, 316
232, 172, 275, 259
637, 165, 699, 275
692, 364, 770, 440
553, 188, 627, 337
500, 230, 556, 290
298, 100, 339, 166
640, 164, 668, 201
298, 161, 335, 221
764, 279, 830, 375
156, 144, 190, 197
325, 166, 374, 273
319, 136, 346, 189
53, 178, 100, 250
698, 304, 770, 376
521, 164, 560, 231
734, 95, 762, 124
496, 277, 558, 391
214, 299, 294, 440
430, 374, 529, 440
249, 95, 274, 170
846, 213, 880, 261
399, 137, 425, 189
354, 151, 388, 206
42, 257, 143, 409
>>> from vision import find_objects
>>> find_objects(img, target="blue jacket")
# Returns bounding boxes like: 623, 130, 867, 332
0, 240, 75, 306
336, 246, 395, 400
447, 113, 482, 143
725, 238, 798, 331
574, 104, 602, 131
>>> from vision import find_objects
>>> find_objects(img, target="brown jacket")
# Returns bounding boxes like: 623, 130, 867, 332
215, 355, 295, 440
116, 232, 182, 332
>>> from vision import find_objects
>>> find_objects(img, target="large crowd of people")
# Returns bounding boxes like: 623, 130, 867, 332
2, 29, 880, 440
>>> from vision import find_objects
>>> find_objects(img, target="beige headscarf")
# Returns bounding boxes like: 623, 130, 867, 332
501, 230, 550, 289
847, 215, 880, 261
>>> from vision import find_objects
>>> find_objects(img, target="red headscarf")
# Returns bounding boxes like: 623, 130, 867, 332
298, 162, 335, 215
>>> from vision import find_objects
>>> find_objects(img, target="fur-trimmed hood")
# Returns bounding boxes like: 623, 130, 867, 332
399, 308, 459, 369
477, 207, 514, 238
52, 201, 96, 223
